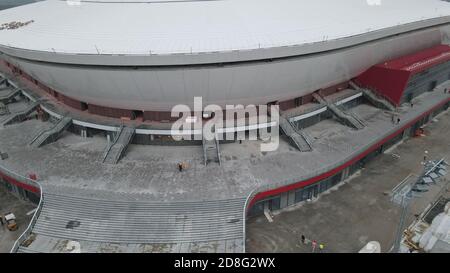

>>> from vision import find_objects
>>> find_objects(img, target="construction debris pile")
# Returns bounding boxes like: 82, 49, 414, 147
401, 201, 450, 253
0, 20, 34, 31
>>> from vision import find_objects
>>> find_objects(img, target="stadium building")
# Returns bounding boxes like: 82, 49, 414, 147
0, 0, 449, 253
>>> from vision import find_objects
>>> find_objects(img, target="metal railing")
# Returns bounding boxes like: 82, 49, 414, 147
0, 164, 43, 253
215, 133, 221, 166
284, 103, 327, 120
101, 123, 124, 163
29, 115, 61, 146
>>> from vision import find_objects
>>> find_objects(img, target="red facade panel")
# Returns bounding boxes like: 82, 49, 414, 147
355, 66, 411, 106
88, 104, 134, 119
143, 111, 179, 122
380, 44, 450, 74
60, 94, 87, 111
279, 99, 296, 111
355, 44, 450, 106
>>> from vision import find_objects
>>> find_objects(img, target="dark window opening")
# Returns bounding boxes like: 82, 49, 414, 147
429, 80, 437, 91
132, 110, 144, 120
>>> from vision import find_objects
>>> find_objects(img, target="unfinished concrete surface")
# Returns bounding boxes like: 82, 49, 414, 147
0, 89, 448, 202
246, 110, 450, 253
0, 187, 35, 253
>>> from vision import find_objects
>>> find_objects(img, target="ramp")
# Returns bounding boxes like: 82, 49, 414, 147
1, 101, 39, 126
0, 87, 22, 104
202, 127, 221, 166
313, 93, 365, 130
103, 126, 135, 164
30, 116, 72, 148
279, 115, 312, 152
350, 81, 396, 111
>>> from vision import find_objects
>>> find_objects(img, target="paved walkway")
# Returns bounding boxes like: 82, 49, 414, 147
246, 110, 450, 253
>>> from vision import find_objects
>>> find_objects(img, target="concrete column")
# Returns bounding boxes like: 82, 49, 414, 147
403, 128, 410, 140
288, 190, 296, 206
341, 167, 350, 181
280, 192, 288, 209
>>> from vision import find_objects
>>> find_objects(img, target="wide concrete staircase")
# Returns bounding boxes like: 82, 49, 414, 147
202, 127, 221, 166
349, 81, 396, 112
103, 126, 135, 164
0, 87, 21, 104
17, 189, 246, 253
1, 101, 39, 126
279, 115, 312, 152
29, 116, 73, 148
312, 93, 365, 130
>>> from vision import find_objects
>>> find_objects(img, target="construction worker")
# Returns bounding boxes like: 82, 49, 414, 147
319, 244, 325, 252
311, 240, 317, 253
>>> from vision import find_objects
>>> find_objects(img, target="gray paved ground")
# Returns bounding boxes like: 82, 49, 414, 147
246, 110, 450, 253
0, 187, 35, 252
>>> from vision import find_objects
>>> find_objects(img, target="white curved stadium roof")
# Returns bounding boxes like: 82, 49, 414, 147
0, 0, 450, 56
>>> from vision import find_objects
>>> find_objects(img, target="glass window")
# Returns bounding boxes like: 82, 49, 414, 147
270, 197, 281, 211
249, 201, 264, 216
295, 189, 304, 203
319, 179, 330, 193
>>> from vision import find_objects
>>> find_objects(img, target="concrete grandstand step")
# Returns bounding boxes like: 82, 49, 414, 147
29, 116, 72, 148
18, 233, 244, 253
313, 93, 365, 130
31, 191, 246, 246
17, 246, 41, 253
103, 126, 135, 164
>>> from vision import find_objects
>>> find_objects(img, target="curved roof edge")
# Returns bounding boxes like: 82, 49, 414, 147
1, 17, 450, 66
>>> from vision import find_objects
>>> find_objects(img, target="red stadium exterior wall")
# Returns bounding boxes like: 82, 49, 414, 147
0, 172, 40, 194
356, 45, 450, 106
